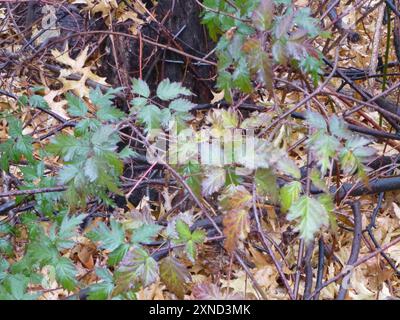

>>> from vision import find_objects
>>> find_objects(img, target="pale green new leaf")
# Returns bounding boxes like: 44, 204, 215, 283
174, 220, 206, 263
280, 181, 302, 213
137, 104, 162, 132
168, 98, 195, 113
156, 79, 192, 101
329, 115, 351, 139
287, 196, 330, 243
306, 110, 327, 131
175, 220, 192, 242
132, 78, 150, 98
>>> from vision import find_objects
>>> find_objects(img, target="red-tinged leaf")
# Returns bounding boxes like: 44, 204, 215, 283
252, 0, 274, 31
274, 10, 294, 39
219, 185, 252, 212
219, 185, 252, 253
223, 208, 250, 253
243, 39, 274, 93
160, 256, 191, 299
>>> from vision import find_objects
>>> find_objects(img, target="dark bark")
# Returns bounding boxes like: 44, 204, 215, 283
97, 1, 215, 104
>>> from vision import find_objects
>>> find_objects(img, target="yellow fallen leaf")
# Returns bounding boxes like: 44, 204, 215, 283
211, 90, 225, 104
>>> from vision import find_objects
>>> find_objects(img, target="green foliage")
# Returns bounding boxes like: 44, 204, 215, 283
54, 257, 77, 291
131, 223, 162, 244
287, 195, 330, 243
66, 93, 88, 117
47, 123, 124, 205
255, 168, 279, 203
0, 117, 34, 170
117, 246, 159, 287
201, 0, 327, 100
87, 220, 125, 252
87, 268, 115, 300
306, 110, 375, 178
181, 162, 203, 197
0, 212, 85, 295
156, 79, 192, 101
130, 78, 194, 134
0, 274, 39, 300
132, 78, 150, 98
279, 181, 302, 213
0, 64, 373, 299
173, 220, 206, 263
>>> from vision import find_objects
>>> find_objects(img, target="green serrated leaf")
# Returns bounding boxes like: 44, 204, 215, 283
90, 86, 122, 109
156, 79, 192, 101
119, 247, 159, 287
175, 220, 192, 242
56, 213, 85, 249
66, 93, 88, 117
287, 195, 330, 243
108, 243, 129, 266
181, 162, 202, 197
255, 168, 279, 203
168, 98, 195, 113
191, 229, 206, 244
96, 105, 125, 122
280, 181, 302, 213
137, 104, 162, 132
131, 224, 162, 244
119, 146, 137, 159
329, 115, 351, 139
87, 268, 114, 300
54, 257, 77, 291
306, 110, 327, 131
132, 78, 150, 98
87, 220, 125, 251
29, 95, 48, 109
